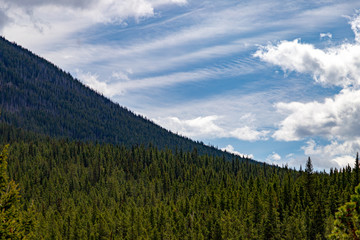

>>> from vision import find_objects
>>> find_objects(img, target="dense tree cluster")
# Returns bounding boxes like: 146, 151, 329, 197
0, 35, 358, 239
0, 145, 37, 239
0, 129, 358, 239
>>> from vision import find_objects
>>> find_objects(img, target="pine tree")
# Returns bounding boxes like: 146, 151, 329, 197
262, 185, 279, 240
354, 153, 360, 188
0, 145, 37, 239
330, 183, 360, 239
305, 157, 314, 202
0, 145, 23, 238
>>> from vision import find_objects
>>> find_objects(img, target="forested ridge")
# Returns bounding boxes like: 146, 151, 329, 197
0, 125, 359, 239
0, 36, 241, 160
1, 37, 360, 239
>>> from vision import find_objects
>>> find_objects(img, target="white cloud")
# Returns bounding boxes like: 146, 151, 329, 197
1, 0, 95, 8
266, 152, 282, 164
320, 32, 332, 39
154, 115, 270, 141
3, 0, 360, 169
332, 155, 356, 167
254, 13, 360, 88
155, 115, 224, 139
221, 145, 254, 159
273, 89, 360, 141
230, 126, 269, 142
112, 70, 132, 81
255, 12, 360, 169
255, 14, 360, 141
75, 70, 120, 96
302, 139, 359, 168
1, 0, 187, 53
254, 38, 360, 88
1, 0, 187, 19
350, 10, 360, 43
69, 58, 262, 97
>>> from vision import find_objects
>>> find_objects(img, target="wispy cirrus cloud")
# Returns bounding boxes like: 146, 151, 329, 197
1, 0, 187, 53
75, 57, 263, 97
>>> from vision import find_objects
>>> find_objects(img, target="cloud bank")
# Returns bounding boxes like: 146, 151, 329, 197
254, 39, 360, 88
273, 89, 360, 141
255, 12, 360, 167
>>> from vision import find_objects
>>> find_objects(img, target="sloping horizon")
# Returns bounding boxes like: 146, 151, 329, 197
2, 0, 360, 170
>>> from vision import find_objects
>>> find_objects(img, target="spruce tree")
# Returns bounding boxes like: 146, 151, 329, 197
0, 145, 23, 238
305, 157, 314, 202
329, 183, 360, 240
354, 153, 360, 188
0, 145, 37, 239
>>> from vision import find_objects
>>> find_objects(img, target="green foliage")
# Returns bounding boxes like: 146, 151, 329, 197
0, 145, 37, 239
0, 144, 22, 239
330, 184, 360, 240
0, 36, 248, 161
0, 135, 356, 239
1, 35, 360, 239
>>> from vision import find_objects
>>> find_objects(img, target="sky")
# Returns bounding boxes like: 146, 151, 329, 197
2, 0, 360, 170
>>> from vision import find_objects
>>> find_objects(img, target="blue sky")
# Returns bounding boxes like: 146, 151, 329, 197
2, 0, 360, 170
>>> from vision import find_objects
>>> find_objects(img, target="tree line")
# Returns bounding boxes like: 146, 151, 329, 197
1, 136, 360, 239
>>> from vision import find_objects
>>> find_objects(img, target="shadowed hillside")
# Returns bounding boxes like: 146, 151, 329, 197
0, 36, 250, 161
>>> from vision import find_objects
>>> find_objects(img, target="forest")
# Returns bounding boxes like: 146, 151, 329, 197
1, 36, 360, 239
1, 123, 360, 239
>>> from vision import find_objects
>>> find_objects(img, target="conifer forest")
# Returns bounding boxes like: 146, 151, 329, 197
1, 123, 360, 239
1, 34, 360, 239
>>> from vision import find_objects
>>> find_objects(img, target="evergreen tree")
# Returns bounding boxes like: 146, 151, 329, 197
330, 183, 360, 240
305, 157, 314, 202
354, 153, 360, 189
262, 185, 279, 240
0, 145, 23, 238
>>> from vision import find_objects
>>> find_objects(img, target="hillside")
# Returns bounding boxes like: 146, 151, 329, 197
0, 37, 359, 239
0, 134, 357, 239
0, 36, 247, 160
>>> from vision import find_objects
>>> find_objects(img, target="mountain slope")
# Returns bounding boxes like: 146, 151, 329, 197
0, 37, 248, 160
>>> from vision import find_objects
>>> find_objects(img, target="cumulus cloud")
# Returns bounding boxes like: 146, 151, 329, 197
350, 11, 360, 43
221, 145, 254, 159
273, 89, 360, 141
254, 38, 360, 87
266, 152, 281, 164
75, 70, 120, 96
154, 115, 269, 141
154, 115, 224, 139
254, 13, 360, 88
255, 12, 360, 168
230, 126, 269, 141
302, 139, 359, 168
